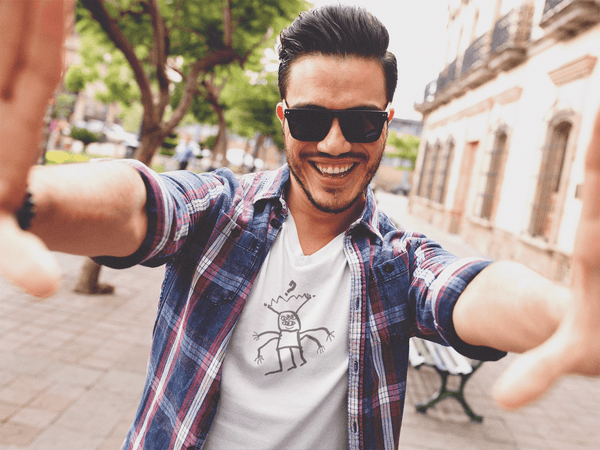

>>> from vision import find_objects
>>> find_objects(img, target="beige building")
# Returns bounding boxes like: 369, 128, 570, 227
412, 0, 600, 283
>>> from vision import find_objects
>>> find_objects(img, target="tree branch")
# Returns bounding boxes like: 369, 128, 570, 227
146, 0, 171, 120
164, 47, 236, 131
223, 0, 233, 47
79, 0, 157, 125
238, 27, 274, 67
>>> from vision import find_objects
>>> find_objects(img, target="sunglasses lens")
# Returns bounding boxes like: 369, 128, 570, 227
285, 108, 387, 143
286, 109, 332, 142
339, 111, 386, 143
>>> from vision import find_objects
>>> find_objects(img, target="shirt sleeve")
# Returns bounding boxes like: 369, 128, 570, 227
410, 238, 506, 361
94, 160, 237, 269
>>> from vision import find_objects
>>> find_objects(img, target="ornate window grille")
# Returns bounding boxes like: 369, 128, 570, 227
529, 122, 571, 237
479, 132, 507, 220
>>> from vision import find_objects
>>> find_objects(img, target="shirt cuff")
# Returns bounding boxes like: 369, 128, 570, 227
93, 159, 166, 269
434, 258, 507, 361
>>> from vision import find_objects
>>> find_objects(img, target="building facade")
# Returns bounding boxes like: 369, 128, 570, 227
412, 0, 600, 283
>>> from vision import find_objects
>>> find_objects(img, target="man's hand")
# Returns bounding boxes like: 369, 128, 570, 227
493, 107, 600, 409
0, 0, 74, 297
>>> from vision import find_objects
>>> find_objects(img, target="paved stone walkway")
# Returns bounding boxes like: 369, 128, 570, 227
0, 191, 598, 449
0, 255, 163, 450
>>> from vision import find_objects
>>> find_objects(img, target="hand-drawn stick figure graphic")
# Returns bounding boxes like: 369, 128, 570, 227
253, 284, 335, 376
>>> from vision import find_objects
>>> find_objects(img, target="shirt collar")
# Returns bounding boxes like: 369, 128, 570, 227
252, 164, 290, 205
350, 185, 384, 242
252, 164, 383, 241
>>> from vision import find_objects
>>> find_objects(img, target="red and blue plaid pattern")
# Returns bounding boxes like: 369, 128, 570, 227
96, 162, 505, 450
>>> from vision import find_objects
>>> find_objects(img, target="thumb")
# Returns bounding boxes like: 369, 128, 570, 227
0, 213, 61, 298
493, 333, 566, 410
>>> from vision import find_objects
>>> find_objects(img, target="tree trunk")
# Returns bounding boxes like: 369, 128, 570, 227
135, 129, 168, 166
250, 134, 266, 172
73, 258, 114, 295
212, 108, 228, 167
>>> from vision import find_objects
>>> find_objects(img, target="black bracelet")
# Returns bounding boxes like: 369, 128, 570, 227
16, 190, 36, 231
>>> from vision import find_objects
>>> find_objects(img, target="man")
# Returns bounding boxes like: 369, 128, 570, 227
172, 134, 199, 170
0, 2, 598, 450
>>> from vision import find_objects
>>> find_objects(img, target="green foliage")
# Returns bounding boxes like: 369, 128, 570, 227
203, 135, 217, 150
94, 51, 140, 106
386, 132, 420, 170
69, 126, 103, 146
73, 0, 307, 106
119, 102, 143, 133
64, 65, 90, 93
223, 69, 284, 150
53, 93, 77, 119
158, 133, 178, 156
72, 0, 308, 161
65, 30, 139, 107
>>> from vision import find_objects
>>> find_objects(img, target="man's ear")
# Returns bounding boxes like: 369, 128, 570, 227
276, 102, 285, 124
388, 107, 395, 122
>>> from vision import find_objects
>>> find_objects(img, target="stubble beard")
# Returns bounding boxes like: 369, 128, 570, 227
284, 141, 384, 215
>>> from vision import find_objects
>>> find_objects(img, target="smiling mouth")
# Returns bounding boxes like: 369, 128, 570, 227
313, 162, 356, 177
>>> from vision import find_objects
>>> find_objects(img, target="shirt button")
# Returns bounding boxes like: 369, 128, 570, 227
270, 218, 281, 229
353, 360, 359, 373
383, 263, 394, 273
352, 421, 358, 433
230, 227, 241, 238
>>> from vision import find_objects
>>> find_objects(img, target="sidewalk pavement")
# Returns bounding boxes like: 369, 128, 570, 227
0, 256, 163, 450
0, 192, 598, 450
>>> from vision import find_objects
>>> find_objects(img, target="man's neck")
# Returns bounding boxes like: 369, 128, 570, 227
286, 184, 364, 256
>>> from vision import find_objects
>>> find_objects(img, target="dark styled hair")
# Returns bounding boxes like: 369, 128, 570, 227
278, 4, 398, 104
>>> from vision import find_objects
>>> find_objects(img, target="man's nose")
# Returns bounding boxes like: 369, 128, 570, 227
316, 118, 352, 155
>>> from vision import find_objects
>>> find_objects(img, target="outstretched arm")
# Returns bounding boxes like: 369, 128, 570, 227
28, 162, 148, 258
453, 106, 600, 410
0, 0, 147, 297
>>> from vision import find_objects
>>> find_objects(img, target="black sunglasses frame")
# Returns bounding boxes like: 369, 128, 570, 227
283, 105, 389, 143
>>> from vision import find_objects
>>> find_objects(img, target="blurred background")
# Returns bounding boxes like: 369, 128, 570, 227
3, 0, 600, 449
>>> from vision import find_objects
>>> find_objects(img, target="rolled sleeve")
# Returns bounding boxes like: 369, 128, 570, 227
94, 160, 174, 269
432, 257, 506, 361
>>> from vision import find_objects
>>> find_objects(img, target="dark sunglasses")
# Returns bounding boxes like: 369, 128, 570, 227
283, 101, 389, 143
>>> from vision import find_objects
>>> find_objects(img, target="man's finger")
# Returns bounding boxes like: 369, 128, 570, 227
493, 333, 566, 410
0, 213, 61, 298
0, 0, 72, 209
0, 0, 29, 98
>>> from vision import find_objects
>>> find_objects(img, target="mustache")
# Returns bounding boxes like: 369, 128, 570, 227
302, 151, 368, 161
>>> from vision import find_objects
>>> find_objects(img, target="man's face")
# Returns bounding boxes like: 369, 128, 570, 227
278, 54, 393, 215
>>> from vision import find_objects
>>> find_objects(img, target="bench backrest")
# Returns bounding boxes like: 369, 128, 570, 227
409, 338, 475, 375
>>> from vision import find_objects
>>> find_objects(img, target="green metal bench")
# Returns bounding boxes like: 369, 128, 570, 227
408, 337, 484, 422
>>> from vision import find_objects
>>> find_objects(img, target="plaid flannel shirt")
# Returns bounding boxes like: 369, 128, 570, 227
97, 162, 505, 450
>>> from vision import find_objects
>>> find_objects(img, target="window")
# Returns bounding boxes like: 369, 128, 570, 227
479, 131, 507, 219
529, 121, 571, 238
417, 142, 430, 197
425, 141, 441, 199
433, 137, 455, 204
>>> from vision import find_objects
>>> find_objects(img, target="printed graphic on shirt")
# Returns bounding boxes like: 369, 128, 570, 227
253, 280, 335, 376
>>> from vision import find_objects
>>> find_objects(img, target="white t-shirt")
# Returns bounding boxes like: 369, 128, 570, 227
203, 212, 351, 450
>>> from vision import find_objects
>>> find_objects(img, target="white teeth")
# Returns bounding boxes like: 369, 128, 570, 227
316, 164, 352, 175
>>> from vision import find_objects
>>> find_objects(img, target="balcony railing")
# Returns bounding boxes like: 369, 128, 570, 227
436, 59, 457, 92
540, 0, 600, 38
423, 80, 437, 102
415, 2, 535, 113
461, 32, 490, 75
490, 4, 533, 56
543, 0, 566, 15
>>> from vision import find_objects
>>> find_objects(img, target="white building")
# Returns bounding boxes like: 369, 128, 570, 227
412, 0, 600, 283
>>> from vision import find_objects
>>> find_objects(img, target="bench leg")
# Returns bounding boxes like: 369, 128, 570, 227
415, 366, 483, 423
